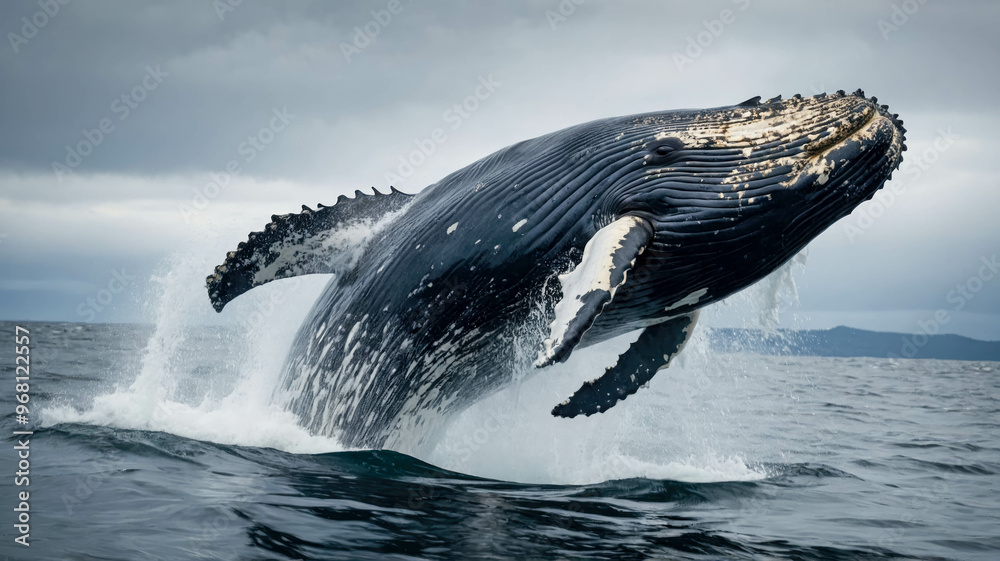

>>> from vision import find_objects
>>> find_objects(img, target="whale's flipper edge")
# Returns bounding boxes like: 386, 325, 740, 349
535, 215, 654, 367
207, 187, 414, 312
551, 310, 699, 418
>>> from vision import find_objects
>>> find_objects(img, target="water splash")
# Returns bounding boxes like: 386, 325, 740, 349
702, 249, 808, 332
45, 227, 808, 483
44, 241, 339, 454
425, 252, 809, 484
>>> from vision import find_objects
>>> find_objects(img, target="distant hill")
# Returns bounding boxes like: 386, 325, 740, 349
708, 326, 1000, 361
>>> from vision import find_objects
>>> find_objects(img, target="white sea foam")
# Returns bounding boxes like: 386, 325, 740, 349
43, 234, 340, 454
422, 334, 768, 484
423, 251, 808, 484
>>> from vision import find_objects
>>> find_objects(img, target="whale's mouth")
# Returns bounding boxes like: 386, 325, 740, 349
790, 90, 907, 201
840, 107, 906, 164
762, 90, 907, 251
805, 91, 907, 164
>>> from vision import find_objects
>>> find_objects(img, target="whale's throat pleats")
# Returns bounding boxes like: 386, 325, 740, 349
207, 188, 413, 312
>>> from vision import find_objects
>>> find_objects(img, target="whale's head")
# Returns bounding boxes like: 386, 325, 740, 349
583, 89, 907, 313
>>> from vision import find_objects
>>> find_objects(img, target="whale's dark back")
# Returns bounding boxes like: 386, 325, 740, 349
221, 91, 908, 451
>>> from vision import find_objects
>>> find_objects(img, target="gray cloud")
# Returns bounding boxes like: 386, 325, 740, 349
1, 0, 998, 337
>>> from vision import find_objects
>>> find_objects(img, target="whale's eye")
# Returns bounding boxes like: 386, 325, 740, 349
647, 138, 684, 164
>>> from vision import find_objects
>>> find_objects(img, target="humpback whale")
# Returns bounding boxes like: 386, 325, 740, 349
207, 90, 906, 451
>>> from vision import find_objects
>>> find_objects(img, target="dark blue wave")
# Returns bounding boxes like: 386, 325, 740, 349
4, 423, 957, 561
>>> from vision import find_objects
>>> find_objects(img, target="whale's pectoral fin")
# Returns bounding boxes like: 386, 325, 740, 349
551, 311, 699, 418
206, 187, 413, 312
534, 215, 654, 367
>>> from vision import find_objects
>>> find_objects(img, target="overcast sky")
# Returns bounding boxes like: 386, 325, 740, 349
1, 1, 998, 340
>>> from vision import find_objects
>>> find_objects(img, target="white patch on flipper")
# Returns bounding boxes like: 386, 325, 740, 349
536, 216, 646, 366
447, 222, 459, 234
512, 219, 527, 232
665, 287, 708, 312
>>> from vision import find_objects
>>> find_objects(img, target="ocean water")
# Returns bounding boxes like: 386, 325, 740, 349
1, 258, 999, 560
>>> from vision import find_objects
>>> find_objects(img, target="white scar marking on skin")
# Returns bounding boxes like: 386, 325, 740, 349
665, 287, 708, 312
512, 219, 528, 232
447, 222, 459, 235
